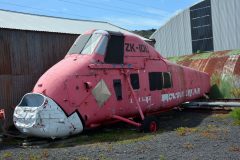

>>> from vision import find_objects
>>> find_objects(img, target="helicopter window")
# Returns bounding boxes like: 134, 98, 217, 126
81, 33, 103, 55
67, 34, 92, 54
130, 74, 140, 90
149, 72, 163, 91
163, 72, 172, 88
113, 79, 122, 101
95, 36, 108, 55
104, 35, 124, 64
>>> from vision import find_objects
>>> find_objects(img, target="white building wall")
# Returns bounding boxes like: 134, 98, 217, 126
211, 0, 240, 51
150, 9, 192, 57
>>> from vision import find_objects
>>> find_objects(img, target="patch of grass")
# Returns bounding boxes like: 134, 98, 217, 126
28, 154, 41, 160
199, 125, 229, 140
159, 155, 166, 160
98, 154, 110, 160
2, 151, 13, 159
233, 120, 240, 126
175, 127, 198, 136
118, 134, 154, 145
41, 150, 49, 159
229, 146, 240, 152
79, 156, 90, 160
200, 130, 218, 139
227, 50, 240, 56
48, 128, 155, 148
190, 52, 213, 60
212, 114, 229, 119
230, 108, 240, 121
183, 142, 194, 150
230, 108, 240, 126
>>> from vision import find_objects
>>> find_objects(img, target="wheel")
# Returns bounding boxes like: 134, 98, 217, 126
141, 116, 159, 133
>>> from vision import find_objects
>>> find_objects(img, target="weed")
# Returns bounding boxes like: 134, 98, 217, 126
118, 134, 154, 145
175, 127, 198, 136
18, 152, 24, 160
229, 146, 240, 152
107, 144, 113, 151
212, 114, 229, 119
199, 125, 229, 140
29, 154, 40, 160
233, 120, 240, 126
200, 130, 218, 139
41, 150, 49, 159
230, 108, 240, 120
230, 109, 240, 125
183, 142, 194, 150
98, 154, 110, 160
159, 155, 166, 160
79, 156, 90, 160
2, 151, 13, 159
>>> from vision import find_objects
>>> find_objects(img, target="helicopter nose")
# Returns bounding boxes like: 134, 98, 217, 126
13, 93, 83, 139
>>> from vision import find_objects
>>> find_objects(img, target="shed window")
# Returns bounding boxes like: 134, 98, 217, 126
163, 72, 172, 88
130, 74, 140, 90
149, 72, 163, 91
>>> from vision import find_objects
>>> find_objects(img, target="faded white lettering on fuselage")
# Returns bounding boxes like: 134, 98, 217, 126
162, 88, 201, 102
130, 96, 151, 104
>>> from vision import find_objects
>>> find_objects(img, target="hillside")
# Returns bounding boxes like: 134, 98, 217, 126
132, 29, 156, 39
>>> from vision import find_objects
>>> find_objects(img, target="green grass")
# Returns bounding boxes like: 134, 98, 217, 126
175, 127, 198, 136
227, 50, 240, 56
49, 128, 156, 148
230, 109, 240, 125
1, 151, 13, 159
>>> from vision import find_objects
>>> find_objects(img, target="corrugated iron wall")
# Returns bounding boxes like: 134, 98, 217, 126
150, 9, 192, 57
0, 29, 78, 126
211, 0, 240, 51
151, 0, 240, 58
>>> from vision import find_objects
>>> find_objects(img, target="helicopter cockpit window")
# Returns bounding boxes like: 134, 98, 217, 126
81, 33, 103, 55
67, 32, 108, 55
67, 34, 92, 54
95, 35, 108, 55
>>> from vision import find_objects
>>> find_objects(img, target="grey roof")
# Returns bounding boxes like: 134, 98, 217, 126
0, 9, 149, 41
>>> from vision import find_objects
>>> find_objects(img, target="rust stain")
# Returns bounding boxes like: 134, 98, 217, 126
168, 50, 240, 99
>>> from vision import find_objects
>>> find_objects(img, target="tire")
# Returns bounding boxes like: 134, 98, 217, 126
141, 116, 159, 133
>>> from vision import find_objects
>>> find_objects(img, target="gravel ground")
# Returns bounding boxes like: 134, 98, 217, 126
0, 110, 239, 160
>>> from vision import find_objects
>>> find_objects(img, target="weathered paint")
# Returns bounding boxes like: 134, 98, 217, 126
168, 50, 240, 99
14, 30, 210, 138
13, 93, 83, 139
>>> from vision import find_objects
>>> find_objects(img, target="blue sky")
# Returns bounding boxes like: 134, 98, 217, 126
0, 0, 199, 30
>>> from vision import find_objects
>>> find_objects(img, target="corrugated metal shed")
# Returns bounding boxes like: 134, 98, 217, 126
0, 29, 78, 127
0, 9, 149, 41
151, 0, 240, 57
211, 0, 240, 51
150, 9, 192, 57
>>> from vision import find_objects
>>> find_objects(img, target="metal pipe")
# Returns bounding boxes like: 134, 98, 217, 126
112, 115, 141, 127
126, 76, 145, 120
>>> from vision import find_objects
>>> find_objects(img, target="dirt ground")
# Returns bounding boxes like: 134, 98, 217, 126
0, 110, 239, 160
